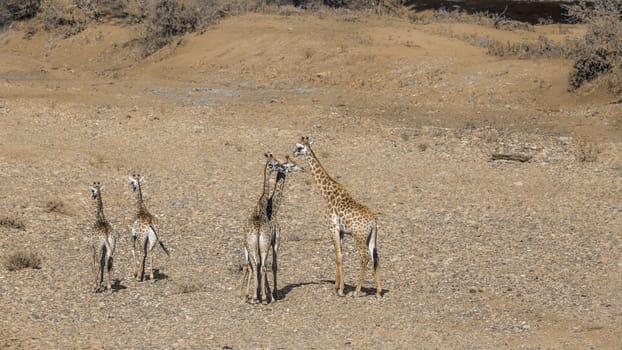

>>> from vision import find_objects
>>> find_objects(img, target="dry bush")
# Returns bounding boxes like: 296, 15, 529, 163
77, 0, 145, 21
139, 0, 255, 57
5, 250, 41, 271
575, 137, 600, 162
40, 0, 88, 37
565, 0, 622, 94
176, 281, 202, 294
0, 217, 25, 230
45, 200, 67, 214
142, 0, 212, 56
486, 35, 569, 59
0, 0, 41, 26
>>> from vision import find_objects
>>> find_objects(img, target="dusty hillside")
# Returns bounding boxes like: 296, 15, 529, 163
0, 11, 621, 349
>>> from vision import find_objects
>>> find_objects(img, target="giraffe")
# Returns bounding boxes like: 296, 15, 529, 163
258, 155, 303, 302
89, 182, 116, 292
129, 174, 169, 282
294, 136, 381, 298
241, 153, 280, 302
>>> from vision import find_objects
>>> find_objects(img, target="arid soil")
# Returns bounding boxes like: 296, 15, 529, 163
0, 10, 621, 349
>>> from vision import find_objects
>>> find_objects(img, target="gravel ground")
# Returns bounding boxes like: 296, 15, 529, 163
0, 11, 621, 349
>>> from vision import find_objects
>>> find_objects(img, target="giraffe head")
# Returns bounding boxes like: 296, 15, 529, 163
293, 136, 312, 157
265, 153, 280, 175
90, 182, 102, 199
278, 155, 304, 175
129, 174, 145, 193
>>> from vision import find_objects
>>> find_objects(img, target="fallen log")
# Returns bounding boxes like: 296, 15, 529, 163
491, 153, 532, 162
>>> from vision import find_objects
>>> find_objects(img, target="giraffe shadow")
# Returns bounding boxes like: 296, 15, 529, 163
111, 279, 127, 292
152, 269, 169, 282
276, 281, 320, 300
320, 279, 389, 297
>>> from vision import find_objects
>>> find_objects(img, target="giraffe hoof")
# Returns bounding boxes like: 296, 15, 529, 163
375, 292, 383, 299
347, 291, 360, 298
336, 290, 346, 297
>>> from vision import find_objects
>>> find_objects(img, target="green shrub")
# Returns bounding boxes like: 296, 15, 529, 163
566, 0, 622, 94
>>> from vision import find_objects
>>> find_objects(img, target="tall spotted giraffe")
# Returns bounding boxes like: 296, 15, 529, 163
241, 153, 280, 302
294, 136, 381, 298
89, 182, 116, 292
258, 155, 303, 302
129, 174, 169, 282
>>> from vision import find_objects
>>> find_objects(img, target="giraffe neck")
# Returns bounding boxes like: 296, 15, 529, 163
94, 193, 109, 230
254, 160, 272, 220
269, 171, 288, 221
304, 147, 341, 204
95, 193, 106, 222
135, 184, 151, 220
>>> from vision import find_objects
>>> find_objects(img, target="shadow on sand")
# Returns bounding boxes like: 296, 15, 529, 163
320, 279, 389, 297
276, 281, 321, 300
111, 279, 127, 292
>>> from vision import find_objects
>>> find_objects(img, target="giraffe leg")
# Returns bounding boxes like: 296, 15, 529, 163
102, 245, 111, 291
259, 237, 270, 304
105, 236, 115, 291
368, 225, 382, 298
131, 231, 139, 280
98, 246, 106, 291
147, 227, 158, 281
254, 259, 262, 304
140, 237, 148, 282
261, 263, 270, 304
240, 248, 250, 300
271, 225, 280, 301
91, 245, 99, 292
350, 233, 370, 297
149, 247, 155, 281
330, 227, 345, 297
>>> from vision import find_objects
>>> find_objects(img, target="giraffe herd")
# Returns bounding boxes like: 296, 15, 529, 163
89, 174, 168, 292
89, 136, 381, 303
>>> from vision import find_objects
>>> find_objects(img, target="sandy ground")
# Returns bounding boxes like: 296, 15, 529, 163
0, 10, 621, 349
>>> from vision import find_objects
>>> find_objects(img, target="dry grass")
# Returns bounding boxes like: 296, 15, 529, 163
0, 217, 25, 230
4, 250, 41, 271
575, 137, 600, 162
175, 281, 203, 294
485, 36, 569, 59
0, 0, 41, 26
44, 200, 67, 214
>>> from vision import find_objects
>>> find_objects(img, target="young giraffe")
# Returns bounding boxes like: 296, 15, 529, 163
241, 153, 280, 302
294, 136, 381, 298
89, 182, 116, 292
129, 174, 170, 282
258, 155, 303, 303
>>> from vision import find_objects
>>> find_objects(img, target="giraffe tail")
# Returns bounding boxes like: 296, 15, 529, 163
158, 241, 170, 256
368, 224, 379, 270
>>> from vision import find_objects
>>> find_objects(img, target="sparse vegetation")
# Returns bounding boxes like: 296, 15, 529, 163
0, 217, 25, 230
45, 200, 67, 214
142, 0, 204, 56
0, 0, 41, 26
575, 137, 600, 162
40, 0, 88, 37
176, 281, 202, 294
565, 0, 622, 94
5, 250, 41, 271
485, 35, 568, 59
